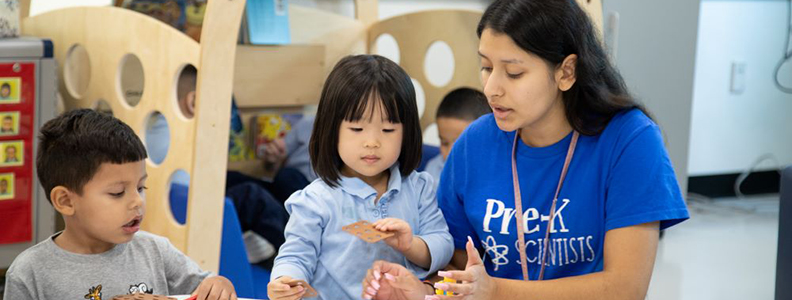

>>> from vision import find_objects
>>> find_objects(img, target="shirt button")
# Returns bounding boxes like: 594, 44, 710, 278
373, 210, 380, 217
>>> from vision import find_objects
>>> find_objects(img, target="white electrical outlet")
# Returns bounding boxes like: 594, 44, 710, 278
730, 61, 746, 94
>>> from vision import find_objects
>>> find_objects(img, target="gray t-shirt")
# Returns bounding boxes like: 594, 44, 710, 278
3, 231, 210, 300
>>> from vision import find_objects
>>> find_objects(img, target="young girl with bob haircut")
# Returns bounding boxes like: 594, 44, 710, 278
268, 54, 453, 300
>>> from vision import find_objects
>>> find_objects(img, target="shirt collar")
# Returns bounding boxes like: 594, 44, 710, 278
339, 165, 402, 200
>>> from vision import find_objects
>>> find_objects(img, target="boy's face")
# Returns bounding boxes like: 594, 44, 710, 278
437, 117, 473, 161
5, 146, 15, 158
1, 87, 9, 98
2, 118, 12, 130
68, 161, 148, 246
0, 180, 6, 192
338, 100, 403, 182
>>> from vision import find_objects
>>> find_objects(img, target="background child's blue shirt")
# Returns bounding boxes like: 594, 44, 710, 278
438, 109, 689, 280
271, 166, 453, 299
424, 154, 444, 191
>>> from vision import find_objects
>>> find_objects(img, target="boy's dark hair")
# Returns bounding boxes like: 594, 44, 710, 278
1, 83, 9, 90
436, 87, 491, 121
478, 0, 650, 135
309, 54, 422, 187
3, 115, 12, 121
37, 109, 147, 201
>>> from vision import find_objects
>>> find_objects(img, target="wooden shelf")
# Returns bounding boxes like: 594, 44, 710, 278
233, 44, 326, 108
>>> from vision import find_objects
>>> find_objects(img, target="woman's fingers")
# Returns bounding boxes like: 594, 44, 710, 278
438, 270, 476, 282
435, 280, 474, 296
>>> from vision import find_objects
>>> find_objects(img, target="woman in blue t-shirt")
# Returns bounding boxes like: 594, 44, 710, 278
361, 0, 690, 299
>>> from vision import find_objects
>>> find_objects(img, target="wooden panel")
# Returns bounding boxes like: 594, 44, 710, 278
188, 0, 246, 272
22, 0, 244, 272
355, 0, 379, 26
23, 7, 200, 254
233, 44, 325, 108
368, 10, 483, 129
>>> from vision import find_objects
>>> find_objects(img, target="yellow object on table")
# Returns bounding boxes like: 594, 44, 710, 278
435, 277, 456, 296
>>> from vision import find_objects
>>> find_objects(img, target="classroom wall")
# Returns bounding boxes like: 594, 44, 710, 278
688, 0, 792, 176
602, 0, 701, 193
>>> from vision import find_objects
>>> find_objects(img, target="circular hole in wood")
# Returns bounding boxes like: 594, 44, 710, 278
144, 111, 170, 165
64, 44, 91, 98
175, 64, 197, 119
119, 53, 145, 107
424, 40, 455, 88
373, 33, 400, 64
411, 78, 426, 119
168, 169, 191, 225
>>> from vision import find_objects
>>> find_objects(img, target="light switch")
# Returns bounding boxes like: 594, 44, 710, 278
731, 61, 746, 94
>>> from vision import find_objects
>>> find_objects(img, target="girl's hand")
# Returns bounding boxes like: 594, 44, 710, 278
361, 260, 431, 300
267, 276, 306, 300
191, 275, 237, 300
373, 218, 413, 253
426, 237, 496, 300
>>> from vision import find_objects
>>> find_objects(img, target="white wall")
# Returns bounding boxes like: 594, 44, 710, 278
602, 0, 701, 193
688, 0, 792, 176
29, 0, 111, 16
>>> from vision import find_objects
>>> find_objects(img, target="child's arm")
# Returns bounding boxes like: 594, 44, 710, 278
269, 188, 329, 295
410, 173, 454, 275
191, 275, 236, 300
373, 218, 431, 268
268, 275, 307, 300
3, 269, 36, 299
374, 174, 454, 275
154, 232, 236, 299
152, 233, 213, 295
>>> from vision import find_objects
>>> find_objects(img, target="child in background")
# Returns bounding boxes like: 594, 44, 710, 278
423, 87, 491, 188
267, 55, 453, 300
3, 109, 236, 299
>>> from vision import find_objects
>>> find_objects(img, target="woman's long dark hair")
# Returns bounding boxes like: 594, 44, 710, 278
478, 0, 650, 135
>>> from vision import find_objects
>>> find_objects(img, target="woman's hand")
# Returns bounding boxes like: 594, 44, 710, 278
427, 236, 496, 300
373, 218, 413, 253
361, 260, 431, 300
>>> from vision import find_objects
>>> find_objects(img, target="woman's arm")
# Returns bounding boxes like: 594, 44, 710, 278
435, 222, 660, 300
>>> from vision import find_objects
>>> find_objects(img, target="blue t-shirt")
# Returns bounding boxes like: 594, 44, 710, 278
438, 109, 689, 280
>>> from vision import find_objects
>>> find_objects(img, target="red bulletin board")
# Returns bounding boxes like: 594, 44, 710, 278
0, 62, 35, 244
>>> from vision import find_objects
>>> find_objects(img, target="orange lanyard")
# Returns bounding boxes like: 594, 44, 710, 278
511, 130, 579, 281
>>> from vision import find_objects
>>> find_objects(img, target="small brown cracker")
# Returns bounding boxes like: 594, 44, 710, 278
285, 279, 319, 298
111, 294, 175, 300
342, 220, 394, 243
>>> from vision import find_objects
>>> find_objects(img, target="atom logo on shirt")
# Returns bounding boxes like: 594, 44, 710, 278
480, 198, 596, 271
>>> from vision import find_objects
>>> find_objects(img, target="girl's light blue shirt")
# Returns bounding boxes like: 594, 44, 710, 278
270, 166, 453, 299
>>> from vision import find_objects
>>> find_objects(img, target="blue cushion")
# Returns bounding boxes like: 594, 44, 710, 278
169, 183, 189, 224
169, 184, 266, 298
219, 198, 256, 298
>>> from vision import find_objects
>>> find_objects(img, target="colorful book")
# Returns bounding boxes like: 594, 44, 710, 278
250, 113, 302, 159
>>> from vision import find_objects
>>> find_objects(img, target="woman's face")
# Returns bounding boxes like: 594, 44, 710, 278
478, 28, 567, 133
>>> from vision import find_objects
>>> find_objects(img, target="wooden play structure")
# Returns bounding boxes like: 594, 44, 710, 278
16, 0, 602, 272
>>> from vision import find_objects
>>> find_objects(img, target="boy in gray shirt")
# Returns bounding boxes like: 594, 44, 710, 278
3, 109, 236, 300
